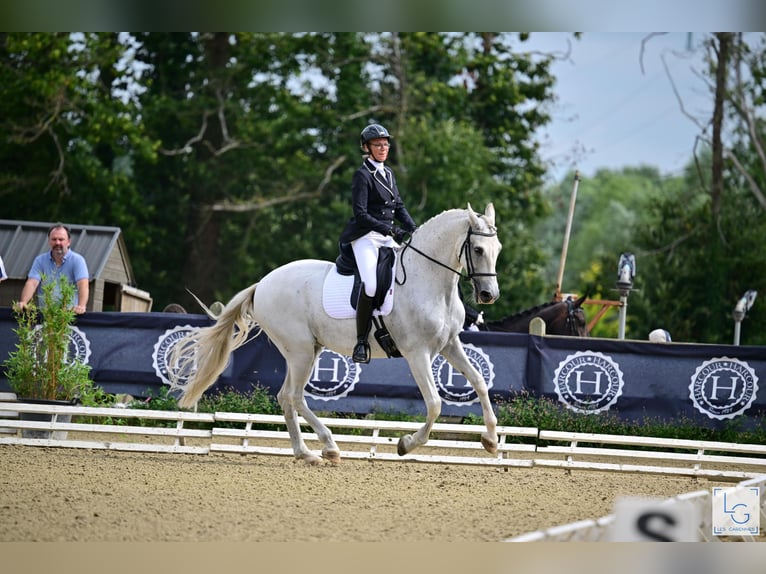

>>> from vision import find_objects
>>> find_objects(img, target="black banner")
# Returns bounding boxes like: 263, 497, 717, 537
1, 307, 763, 429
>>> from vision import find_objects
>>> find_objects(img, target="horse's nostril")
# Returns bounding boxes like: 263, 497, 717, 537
479, 291, 495, 304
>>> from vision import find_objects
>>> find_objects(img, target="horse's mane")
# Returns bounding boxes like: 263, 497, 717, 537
420, 208, 465, 227
419, 207, 495, 234
502, 300, 562, 323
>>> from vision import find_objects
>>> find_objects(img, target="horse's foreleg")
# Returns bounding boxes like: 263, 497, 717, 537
439, 338, 498, 454
399, 355, 442, 456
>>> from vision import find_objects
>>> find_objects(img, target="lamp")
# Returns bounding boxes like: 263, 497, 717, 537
615, 253, 636, 340
733, 289, 757, 345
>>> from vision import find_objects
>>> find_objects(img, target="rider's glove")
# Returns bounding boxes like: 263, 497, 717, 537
390, 227, 407, 243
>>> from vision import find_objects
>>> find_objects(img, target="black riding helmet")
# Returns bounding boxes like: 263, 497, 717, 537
359, 123, 392, 153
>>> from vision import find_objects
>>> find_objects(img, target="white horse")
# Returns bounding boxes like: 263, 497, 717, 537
169, 203, 502, 465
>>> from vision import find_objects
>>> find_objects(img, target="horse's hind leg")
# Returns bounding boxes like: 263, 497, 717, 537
438, 338, 498, 454
295, 395, 341, 464
277, 352, 341, 465
277, 365, 321, 465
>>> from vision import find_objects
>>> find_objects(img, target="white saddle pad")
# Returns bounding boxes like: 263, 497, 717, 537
322, 268, 395, 319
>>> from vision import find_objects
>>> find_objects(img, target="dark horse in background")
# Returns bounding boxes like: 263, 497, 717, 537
471, 293, 590, 337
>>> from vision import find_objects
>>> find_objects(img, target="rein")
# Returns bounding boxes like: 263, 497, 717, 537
396, 226, 497, 289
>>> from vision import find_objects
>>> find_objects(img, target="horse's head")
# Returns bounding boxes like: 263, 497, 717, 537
556, 293, 590, 337
464, 203, 502, 305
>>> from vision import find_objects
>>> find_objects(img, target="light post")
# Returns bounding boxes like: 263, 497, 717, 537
616, 253, 636, 340
733, 289, 757, 345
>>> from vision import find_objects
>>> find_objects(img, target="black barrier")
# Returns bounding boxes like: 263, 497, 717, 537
1, 307, 764, 429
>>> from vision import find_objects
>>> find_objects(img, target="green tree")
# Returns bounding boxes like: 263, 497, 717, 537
2, 32, 560, 318
0, 33, 155, 232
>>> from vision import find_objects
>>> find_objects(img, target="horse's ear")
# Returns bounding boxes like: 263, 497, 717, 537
467, 202, 478, 226
484, 203, 496, 226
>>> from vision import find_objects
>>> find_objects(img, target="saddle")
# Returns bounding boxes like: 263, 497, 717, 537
335, 242, 401, 358
335, 242, 396, 311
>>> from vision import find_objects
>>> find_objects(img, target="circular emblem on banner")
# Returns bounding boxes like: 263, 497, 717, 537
31, 324, 91, 365
431, 343, 494, 405
553, 350, 624, 414
153, 325, 202, 387
67, 325, 91, 364
688, 356, 759, 420
306, 348, 361, 401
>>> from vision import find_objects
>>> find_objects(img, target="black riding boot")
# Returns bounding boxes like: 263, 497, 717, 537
353, 289, 375, 363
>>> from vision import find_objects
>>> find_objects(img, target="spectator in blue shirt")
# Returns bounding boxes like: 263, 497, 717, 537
16, 224, 90, 314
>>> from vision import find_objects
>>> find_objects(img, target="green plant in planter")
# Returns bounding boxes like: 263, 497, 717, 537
3, 275, 97, 403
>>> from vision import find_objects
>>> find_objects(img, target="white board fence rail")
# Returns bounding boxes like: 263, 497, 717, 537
1, 400, 765, 481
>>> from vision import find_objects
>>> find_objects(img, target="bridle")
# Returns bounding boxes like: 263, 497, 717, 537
563, 298, 586, 337
396, 225, 498, 294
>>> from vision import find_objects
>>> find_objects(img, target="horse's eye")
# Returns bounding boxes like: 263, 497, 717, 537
474, 247, 484, 256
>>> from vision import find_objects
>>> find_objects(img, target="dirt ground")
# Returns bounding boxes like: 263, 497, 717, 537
0, 443, 743, 542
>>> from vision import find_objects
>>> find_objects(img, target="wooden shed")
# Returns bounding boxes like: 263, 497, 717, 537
0, 220, 152, 312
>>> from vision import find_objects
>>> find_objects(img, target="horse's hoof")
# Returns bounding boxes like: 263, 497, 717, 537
397, 435, 411, 456
322, 449, 341, 464
481, 435, 498, 455
297, 453, 323, 466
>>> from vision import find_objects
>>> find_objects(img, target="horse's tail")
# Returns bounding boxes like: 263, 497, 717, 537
169, 282, 259, 408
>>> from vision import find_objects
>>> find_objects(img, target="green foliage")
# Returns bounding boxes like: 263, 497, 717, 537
609, 153, 766, 344
199, 385, 281, 418
1, 32, 555, 317
124, 385, 183, 413
2, 276, 104, 405
126, 384, 281, 429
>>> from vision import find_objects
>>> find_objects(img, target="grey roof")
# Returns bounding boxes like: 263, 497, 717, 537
0, 219, 135, 284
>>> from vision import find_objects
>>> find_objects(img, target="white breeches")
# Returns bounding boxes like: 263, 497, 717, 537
351, 231, 397, 297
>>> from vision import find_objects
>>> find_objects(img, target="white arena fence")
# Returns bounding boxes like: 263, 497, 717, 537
2, 400, 765, 543
1, 400, 765, 478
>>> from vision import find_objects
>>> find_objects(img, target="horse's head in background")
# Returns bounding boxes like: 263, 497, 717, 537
481, 292, 589, 337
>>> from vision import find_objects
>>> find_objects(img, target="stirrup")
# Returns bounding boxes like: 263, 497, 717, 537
352, 340, 371, 363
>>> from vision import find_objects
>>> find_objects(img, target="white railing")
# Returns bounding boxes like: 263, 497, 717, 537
1, 401, 765, 479
534, 429, 766, 480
